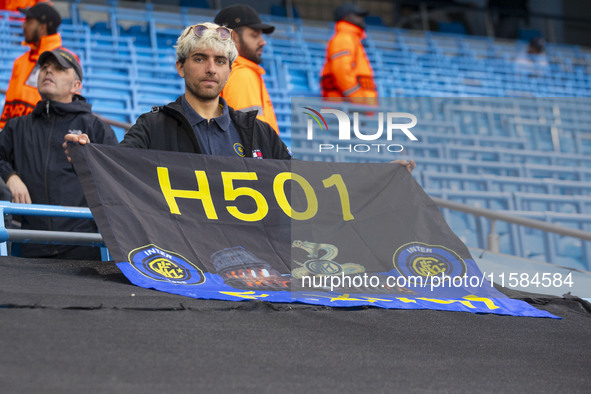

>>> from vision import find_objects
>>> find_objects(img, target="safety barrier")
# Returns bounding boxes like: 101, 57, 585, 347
0, 202, 109, 260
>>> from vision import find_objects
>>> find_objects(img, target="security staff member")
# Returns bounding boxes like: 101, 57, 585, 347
1, 2, 63, 128
215, 4, 280, 134
320, 3, 377, 101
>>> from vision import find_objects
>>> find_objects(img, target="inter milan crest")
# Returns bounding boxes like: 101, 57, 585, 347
393, 242, 467, 282
128, 244, 205, 285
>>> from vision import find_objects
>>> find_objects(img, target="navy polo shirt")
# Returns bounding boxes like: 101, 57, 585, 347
181, 96, 245, 157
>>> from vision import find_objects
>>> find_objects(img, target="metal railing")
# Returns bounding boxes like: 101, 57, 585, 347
431, 196, 591, 249
0, 202, 108, 259
93, 113, 132, 131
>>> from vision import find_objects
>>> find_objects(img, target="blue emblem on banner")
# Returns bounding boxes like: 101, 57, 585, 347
393, 242, 467, 282
128, 244, 205, 285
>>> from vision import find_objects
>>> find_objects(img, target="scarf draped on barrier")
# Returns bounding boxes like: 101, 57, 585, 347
70, 144, 557, 318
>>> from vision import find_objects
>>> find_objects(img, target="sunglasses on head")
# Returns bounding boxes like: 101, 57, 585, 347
191, 24, 233, 40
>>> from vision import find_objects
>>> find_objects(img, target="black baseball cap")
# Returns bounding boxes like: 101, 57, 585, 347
214, 4, 275, 34
529, 37, 546, 51
38, 47, 83, 81
334, 3, 368, 22
19, 3, 62, 35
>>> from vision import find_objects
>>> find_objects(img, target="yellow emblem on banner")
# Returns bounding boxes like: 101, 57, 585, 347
411, 257, 447, 277
291, 240, 365, 278
148, 258, 186, 279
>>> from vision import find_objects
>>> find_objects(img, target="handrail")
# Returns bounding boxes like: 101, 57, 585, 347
0, 202, 93, 219
431, 196, 591, 253
93, 113, 132, 131
2, 229, 104, 246
0, 202, 106, 256
431, 196, 591, 241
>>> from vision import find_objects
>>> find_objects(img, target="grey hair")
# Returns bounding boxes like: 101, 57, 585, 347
175, 22, 238, 65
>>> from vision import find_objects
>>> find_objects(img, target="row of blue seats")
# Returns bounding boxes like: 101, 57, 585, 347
291, 146, 591, 183
431, 189, 591, 215
288, 102, 591, 157
73, 0, 589, 64
3, 12, 589, 114
67, 5, 591, 99
419, 171, 591, 196
57, 2, 591, 75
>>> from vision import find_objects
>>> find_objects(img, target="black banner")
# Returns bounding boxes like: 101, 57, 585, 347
70, 143, 556, 317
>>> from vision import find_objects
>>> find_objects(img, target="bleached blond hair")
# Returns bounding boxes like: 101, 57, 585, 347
175, 22, 238, 66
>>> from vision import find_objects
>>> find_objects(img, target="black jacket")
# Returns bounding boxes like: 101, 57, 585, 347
0, 95, 118, 257
119, 97, 292, 160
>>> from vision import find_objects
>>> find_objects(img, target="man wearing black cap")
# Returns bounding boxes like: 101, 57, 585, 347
0, 2, 64, 129
215, 4, 280, 134
320, 3, 377, 102
0, 48, 118, 260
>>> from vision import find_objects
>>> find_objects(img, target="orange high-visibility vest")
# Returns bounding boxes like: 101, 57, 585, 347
1, 33, 62, 129
0, 0, 38, 11
221, 55, 279, 134
321, 21, 377, 100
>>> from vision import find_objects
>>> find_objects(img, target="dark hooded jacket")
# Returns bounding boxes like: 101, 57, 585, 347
119, 96, 292, 160
0, 95, 118, 257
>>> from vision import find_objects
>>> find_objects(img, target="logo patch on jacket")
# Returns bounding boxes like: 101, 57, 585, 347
233, 143, 245, 157
252, 149, 263, 159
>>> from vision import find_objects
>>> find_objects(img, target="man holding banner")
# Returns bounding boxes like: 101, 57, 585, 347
59, 22, 554, 318
66, 22, 291, 160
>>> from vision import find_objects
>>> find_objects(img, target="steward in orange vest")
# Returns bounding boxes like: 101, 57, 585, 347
321, 4, 377, 102
1, 2, 62, 129
221, 55, 279, 135
0, 0, 37, 11
215, 4, 280, 134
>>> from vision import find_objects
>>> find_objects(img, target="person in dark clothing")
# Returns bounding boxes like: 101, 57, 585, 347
66, 22, 291, 161
0, 47, 118, 259
119, 97, 290, 160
